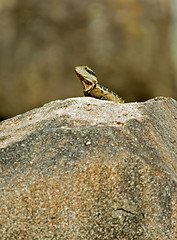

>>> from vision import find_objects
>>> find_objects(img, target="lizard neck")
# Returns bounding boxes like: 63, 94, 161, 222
84, 83, 97, 95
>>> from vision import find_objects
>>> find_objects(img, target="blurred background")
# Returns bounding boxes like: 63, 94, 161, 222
0, 0, 177, 120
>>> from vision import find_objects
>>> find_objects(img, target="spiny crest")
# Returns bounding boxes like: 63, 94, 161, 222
99, 85, 117, 97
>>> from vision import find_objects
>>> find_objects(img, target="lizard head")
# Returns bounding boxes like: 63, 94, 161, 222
75, 66, 98, 92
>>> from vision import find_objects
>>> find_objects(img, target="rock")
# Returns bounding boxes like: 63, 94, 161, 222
0, 97, 177, 239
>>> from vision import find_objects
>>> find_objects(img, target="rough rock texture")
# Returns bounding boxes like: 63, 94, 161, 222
0, 97, 177, 239
0, 0, 177, 119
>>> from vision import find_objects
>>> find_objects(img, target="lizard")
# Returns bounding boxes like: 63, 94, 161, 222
75, 66, 124, 103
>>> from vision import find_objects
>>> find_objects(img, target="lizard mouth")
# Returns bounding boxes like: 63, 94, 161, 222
75, 72, 84, 82
82, 80, 93, 92
75, 72, 94, 92
81, 78, 94, 92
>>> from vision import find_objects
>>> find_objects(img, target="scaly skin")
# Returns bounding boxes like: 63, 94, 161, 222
75, 66, 124, 103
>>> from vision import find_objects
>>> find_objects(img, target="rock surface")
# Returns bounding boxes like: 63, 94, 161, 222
0, 97, 177, 239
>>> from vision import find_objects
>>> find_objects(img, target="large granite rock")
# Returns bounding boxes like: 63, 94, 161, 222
0, 97, 177, 239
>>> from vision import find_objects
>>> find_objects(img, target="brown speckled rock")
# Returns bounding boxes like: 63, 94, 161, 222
0, 97, 177, 239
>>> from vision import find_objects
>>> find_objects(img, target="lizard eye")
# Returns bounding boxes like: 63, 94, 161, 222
85, 68, 97, 77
